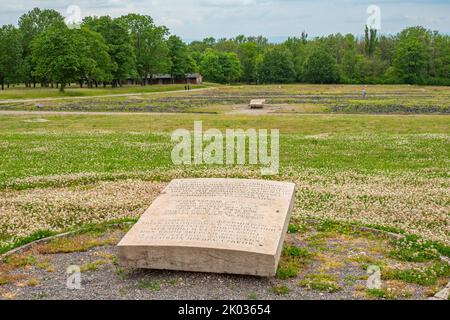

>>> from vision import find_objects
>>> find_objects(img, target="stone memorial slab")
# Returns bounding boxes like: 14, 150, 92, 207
117, 178, 296, 276
249, 99, 266, 108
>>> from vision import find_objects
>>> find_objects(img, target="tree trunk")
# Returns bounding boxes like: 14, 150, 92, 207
59, 83, 65, 93
1, 80, 4, 91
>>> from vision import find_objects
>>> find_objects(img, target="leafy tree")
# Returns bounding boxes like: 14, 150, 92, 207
0, 25, 22, 90
282, 37, 308, 81
18, 8, 65, 86
376, 35, 396, 65
167, 35, 196, 79
199, 50, 242, 83
189, 37, 216, 53
215, 38, 239, 53
303, 45, 339, 84
220, 52, 242, 83
258, 47, 296, 83
364, 26, 378, 57
393, 26, 432, 84
31, 26, 82, 92
75, 28, 114, 87
200, 49, 223, 83
340, 50, 366, 83
82, 16, 136, 86
429, 32, 450, 84
32, 26, 114, 91
118, 14, 170, 84
2, 9, 450, 87
239, 42, 260, 83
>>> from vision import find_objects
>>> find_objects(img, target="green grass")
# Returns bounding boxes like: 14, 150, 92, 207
136, 280, 161, 291
276, 246, 314, 279
247, 292, 258, 300
0, 84, 207, 100
80, 260, 106, 272
0, 230, 56, 255
298, 274, 342, 292
2, 84, 447, 114
287, 222, 309, 234
389, 235, 449, 262
365, 288, 397, 300
270, 285, 291, 295
383, 262, 450, 286
0, 114, 448, 189
282, 246, 314, 258
0, 84, 448, 253
0, 218, 136, 256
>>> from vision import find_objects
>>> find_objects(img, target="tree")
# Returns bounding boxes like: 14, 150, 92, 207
364, 26, 378, 57
0, 25, 22, 90
429, 32, 450, 84
220, 52, 242, 83
82, 16, 136, 86
303, 45, 339, 84
118, 14, 170, 84
393, 26, 432, 84
258, 47, 296, 84
18, 8, 65, 87
341, 50, 365, 83
239, 42, 259, 83
31, 26, 82, 92
167, 35, 196, 79
200, 49, 223, 83
75, 28, 114, 87
199, 50, 242, 84
282, 37, 308, 81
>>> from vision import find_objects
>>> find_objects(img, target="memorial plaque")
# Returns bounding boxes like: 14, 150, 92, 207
249, 99, 266, 109
117, 178, 296, 276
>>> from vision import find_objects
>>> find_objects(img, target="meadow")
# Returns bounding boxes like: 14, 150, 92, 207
0, 84, 207, 100
0, 84, 448, 114
0, 84, 449, 253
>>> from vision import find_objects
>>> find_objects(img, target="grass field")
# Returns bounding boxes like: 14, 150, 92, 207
0, 84, 208, 100
1, 84, 448, 114
0, 84, 449, 253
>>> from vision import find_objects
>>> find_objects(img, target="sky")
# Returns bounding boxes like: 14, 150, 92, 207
0, 0, 449, 41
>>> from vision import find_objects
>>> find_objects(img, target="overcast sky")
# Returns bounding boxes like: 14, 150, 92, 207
0, 0, 449, 41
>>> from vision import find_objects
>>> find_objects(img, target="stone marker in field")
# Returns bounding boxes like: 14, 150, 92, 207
117, 178, 296, 276
249, 99, 266, 109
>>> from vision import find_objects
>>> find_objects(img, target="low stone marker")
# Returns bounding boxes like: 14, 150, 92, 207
117, 178, 296, 276
249, 99, 266, 109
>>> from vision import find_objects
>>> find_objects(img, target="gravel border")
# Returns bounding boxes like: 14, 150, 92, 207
1, 219, 448, 300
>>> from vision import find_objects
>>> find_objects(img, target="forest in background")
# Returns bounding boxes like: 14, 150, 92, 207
0, 8, 449, 91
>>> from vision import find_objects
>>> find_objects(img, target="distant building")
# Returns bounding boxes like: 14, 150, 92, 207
126, 74, 203, 86
151, 73, 203, 85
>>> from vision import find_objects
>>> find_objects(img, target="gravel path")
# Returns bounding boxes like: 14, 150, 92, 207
1, 223, 446, 300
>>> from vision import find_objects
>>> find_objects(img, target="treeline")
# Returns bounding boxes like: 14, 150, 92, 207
0, 8, 449, 91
